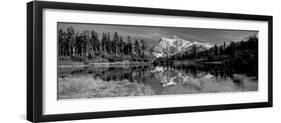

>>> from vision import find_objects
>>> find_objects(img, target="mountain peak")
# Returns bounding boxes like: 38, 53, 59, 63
153, 36, 213, 58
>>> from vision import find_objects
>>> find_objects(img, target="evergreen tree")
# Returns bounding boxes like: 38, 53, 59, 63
126, 36, 132, 55
66, 27, 75, 56
140, 40, 146, 58
101, 33, 107, 53
134, 40, 141, 57
119, 36, 124, 54
192, 44, 197, 59
113, 32, 119, 54
214, 44, 218, 55
90, 30, 100, 54
106, 32, 111, 53
84, 30, 91, 57
58, 29, 66, 56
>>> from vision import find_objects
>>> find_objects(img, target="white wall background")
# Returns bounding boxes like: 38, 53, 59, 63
0, 0, 280, 123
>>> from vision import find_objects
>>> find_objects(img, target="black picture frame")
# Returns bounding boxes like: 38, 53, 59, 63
27, 1, 273, 122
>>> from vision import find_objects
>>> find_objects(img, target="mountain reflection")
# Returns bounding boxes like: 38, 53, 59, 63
59, 63, 258, 96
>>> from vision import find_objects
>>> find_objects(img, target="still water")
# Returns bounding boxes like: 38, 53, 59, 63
58, 64, 258, 99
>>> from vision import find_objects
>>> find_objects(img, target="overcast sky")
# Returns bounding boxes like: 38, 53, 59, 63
58, 22, 258, 45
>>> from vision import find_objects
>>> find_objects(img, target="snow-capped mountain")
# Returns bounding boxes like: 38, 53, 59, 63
152, 36, 213, 58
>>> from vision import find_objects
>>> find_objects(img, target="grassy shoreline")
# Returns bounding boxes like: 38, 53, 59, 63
58, 76, 155, 99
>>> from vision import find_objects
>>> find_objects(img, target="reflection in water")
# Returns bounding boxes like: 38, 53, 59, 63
58, 64, 258, 99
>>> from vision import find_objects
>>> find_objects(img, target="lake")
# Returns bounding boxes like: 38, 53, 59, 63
58, 63, 258, 99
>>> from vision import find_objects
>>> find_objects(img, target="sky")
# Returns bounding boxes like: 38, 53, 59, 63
58, 22, 258, 45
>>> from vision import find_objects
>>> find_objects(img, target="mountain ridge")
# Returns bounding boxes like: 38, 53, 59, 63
152, 36, 213, 58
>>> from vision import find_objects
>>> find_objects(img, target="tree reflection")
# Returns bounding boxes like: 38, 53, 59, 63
59, 62, 257, 87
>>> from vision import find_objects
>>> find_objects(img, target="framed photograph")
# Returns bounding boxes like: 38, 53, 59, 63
27, 1, 273, 122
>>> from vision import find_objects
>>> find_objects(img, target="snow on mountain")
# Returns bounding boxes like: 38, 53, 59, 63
152, 36, 213, 58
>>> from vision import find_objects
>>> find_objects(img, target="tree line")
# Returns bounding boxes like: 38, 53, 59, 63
58, 27, 148, 62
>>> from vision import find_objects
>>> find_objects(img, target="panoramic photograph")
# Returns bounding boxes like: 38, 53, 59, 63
57, 22, 258, 100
